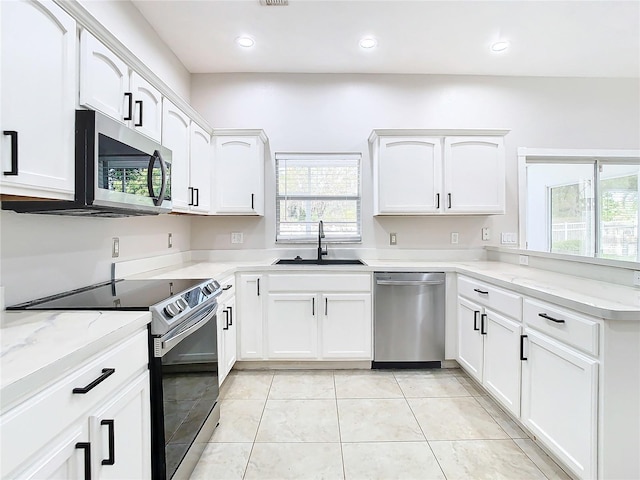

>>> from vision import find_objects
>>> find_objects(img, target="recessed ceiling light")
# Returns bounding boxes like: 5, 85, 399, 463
236, 36, 255, 48
490, 40, 510, 53
359, 37, 377, 49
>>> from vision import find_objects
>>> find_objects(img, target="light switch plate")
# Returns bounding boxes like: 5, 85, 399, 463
231, 232, 244, 244
112, 237, 119, 258
390, 233, 397, 245
451, 232, 459, 244
501, 232, 518, 245
519, 255, 529, 266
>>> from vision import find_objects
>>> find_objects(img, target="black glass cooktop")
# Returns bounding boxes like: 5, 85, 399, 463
7, 279, 208, 311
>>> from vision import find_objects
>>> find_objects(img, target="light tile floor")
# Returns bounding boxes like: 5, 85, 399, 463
190, 368, 573, 480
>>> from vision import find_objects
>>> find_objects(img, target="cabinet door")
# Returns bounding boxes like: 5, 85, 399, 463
267, 293, 318, 359
443, 136, 505, 214
162, 100, 191, 212
0, 0, 76, 199
483, 309, 521, 416
322, 293, 372, 359
224, 297, 237, 376
375, 137, 441, 214
521, 330, 598, 480
80, 30, 130, 123
130, 73, 162, 142
214, 136, 264, 215
89, 372, 151, 480
457, 297, 484, 382
237, 274, 264, 359
189, 123, 212, 214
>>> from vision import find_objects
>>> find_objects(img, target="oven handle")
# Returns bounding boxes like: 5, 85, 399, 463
158, 304, 217, 356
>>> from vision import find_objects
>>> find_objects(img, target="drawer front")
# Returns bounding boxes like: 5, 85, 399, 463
458, 276, 522, 320
219, 275, 235, 303
1, 329, 149, 476
268, 274, 371, 292
524, 298, 599, 356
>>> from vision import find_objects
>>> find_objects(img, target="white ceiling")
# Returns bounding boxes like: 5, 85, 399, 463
132, 0, 640, 78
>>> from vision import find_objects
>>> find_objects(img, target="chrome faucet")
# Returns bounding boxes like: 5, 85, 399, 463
317, 220, 328, 262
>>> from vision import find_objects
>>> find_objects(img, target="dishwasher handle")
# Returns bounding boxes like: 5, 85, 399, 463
376, 280, 444, 286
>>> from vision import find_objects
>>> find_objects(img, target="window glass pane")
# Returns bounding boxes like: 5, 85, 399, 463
599, 164, 639, 262
526, 163, 595, 256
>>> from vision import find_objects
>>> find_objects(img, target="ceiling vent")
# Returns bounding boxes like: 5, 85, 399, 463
260, 0, 289, 5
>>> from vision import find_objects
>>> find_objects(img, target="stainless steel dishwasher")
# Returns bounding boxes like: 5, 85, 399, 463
373, 272, 445, 368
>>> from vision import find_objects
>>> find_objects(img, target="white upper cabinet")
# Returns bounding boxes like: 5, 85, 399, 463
0, 0, 76, 200
189, 123, 213, 214
212, 131, 267, 215
80, 30, 162, 142
370, 130, 507, 215
444, 137, 505, 214
374, 137, 441, 214
161, 99, 191, 212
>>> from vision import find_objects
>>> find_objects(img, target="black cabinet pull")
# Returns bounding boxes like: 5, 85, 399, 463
473, 311, 480, 331
75, 442, 92, 480
436, 193, 440, 208
188, 187, 194, 206
325, 297, 328, 316
447, 193, 452, 208
3, 130, 18, 175
223, 309, 229, 330
228, 306, 233, 326
539, 313, 565, 323
473, 288, 489, 295
480, 313, 487, 335
520, 335, 528, 360
193, 188, 199, 207
257, 278, 260, 296
124, 92, 133, 120
251, 193, 254, 209
222, 284, 232, 291
312, 297, 315, 316
135, 100, 143, 126
73, 368, 115, 394
100, 419, 115, 465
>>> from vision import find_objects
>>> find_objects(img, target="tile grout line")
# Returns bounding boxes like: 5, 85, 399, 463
333, 370, 347, 480
241, 372, 274, 480
393, 370, 449, 480
511, 438, 574, 480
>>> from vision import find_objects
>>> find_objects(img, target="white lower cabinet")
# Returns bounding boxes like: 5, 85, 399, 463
267, 293, 318, 359
321, 293, 372, 359
237, 274, 265, 360
457, 296, 484, 382
217, 276, 237, 385
521, 330, 598, 480
1, 328, 151, 479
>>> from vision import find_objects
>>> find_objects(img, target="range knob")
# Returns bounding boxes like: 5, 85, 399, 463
175, 298, 188, 311
203, 282, 217, 295
164, 302, 180, 317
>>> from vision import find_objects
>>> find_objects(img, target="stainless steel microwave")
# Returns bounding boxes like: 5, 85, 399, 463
2, 110, 172, 217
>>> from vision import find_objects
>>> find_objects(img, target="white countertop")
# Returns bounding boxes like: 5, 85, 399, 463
0, 310, 150, 410
129, 258, 640, 321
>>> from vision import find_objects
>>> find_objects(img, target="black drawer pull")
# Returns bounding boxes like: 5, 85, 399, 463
480, 313, 487, 335
251, 193, 255, 209
222, 284, 232, 291
312, 297, 315, 316
257, 278, 260, 296
223, 309, 229, 330
100, 419, 115, 465
124, 92, 133, 120
228, 306, 233, 326
3, 130, 18, 175
188, 186, 194, 206
520, 334, 528, 361
73, 368, 115, 394
436, 193, 440, 208
473, 311, 480, 331
447, 193, 452, 208
539, 313, 565, 323
473, 288, 489, 295
135, 100, 143, 126
75, 442, 92, 480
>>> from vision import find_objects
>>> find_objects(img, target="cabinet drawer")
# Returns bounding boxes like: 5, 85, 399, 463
458, 276, 522, 320
219, 275, 235, 302
524, 298, 599, 356
268, 274, 371, 292
1, 329, 148, 475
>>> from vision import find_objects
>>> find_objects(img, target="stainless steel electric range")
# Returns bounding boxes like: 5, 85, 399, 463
8, 278, 223, 480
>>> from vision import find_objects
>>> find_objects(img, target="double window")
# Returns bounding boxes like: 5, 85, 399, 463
275, 152, 361, 243
523, 151, 640, 262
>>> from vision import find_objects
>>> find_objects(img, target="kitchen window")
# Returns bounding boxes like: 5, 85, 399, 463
275, 152, 361, 243
521, 149, 640, 262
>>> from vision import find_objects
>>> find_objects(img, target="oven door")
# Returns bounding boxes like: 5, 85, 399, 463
150, 305, 219, 480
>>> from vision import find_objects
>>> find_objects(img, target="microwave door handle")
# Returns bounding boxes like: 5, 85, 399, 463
147, 150, 167, 206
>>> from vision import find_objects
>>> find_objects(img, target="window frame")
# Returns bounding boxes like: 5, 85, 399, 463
275, 152, 362, 244
518, 148, 640, 263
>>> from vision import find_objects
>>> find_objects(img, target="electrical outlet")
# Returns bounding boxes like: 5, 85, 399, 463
231, 232, 244, 244
519, 255, 529, 266
168, 233, 173, 248
451, 232, 459, 244
112, 237, 119, 258
390, 233, 397, 245
633, 271, 640, 287
482, 227, 490, 241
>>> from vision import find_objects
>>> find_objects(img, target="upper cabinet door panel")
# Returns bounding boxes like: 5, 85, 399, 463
377, 137, 441, 214
444, 136, 505, 214
80, 30, 129, 123
162, 99, 191, 212
0, 0, 76, 199
130, 73, 162, 142
189, 123, 212, 214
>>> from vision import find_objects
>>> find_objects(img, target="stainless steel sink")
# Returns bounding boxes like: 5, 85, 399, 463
275, 258, 365, 265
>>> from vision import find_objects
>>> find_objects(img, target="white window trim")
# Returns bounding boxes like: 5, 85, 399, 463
275, 151, 362, 244
517, 147, 640, 263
